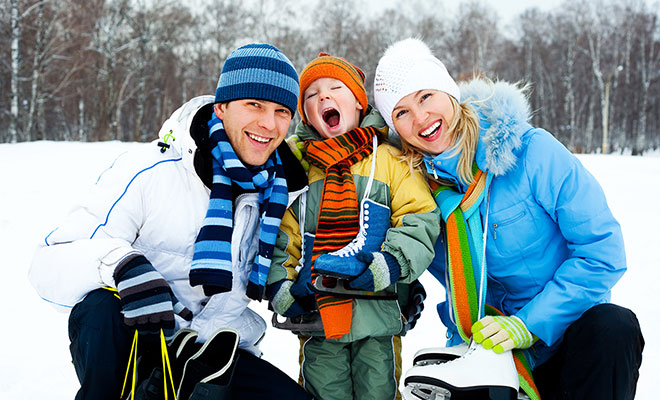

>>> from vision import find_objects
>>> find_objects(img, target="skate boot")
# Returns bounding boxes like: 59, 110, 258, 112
132, 367, 170, 400
168, 328, 201, 387
168, 328, 198, 359
412, 342, 469, 366
403, 342, 519, 400
313, 198, 391, 278
177, 328, 239, 400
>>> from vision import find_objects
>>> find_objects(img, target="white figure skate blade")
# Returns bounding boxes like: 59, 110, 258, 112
403, 383, 451, 400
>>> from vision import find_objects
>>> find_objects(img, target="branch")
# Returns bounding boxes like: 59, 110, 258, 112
19, 0, 51, 20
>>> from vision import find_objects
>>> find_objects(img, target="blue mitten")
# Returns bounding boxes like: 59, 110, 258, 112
267, 280, 314, 318
402, 279, 426, 333
114, 255, 192, 337
349, 251, 401, 292
313, 252, 369, 278
290, 262, 314, 299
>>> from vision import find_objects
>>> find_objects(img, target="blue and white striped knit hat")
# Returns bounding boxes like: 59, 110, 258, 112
215, 43, 299, 115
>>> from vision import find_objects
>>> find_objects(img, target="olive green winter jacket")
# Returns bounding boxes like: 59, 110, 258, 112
267, 108, 440, 342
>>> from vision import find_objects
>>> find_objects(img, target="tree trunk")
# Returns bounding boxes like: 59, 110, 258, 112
9, 0, 21, 143
78, 97, 86, 141
565, 40, 577, 151
26, 1, 46, 142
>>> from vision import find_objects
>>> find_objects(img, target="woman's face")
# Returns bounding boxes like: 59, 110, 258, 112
392, 89, 455, 155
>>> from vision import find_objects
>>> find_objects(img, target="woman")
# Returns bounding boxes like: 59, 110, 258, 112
373, 38, 644, 400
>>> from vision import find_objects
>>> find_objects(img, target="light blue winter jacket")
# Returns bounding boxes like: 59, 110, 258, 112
427, 79, 626, 368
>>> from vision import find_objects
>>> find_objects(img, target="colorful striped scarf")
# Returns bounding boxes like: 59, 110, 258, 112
431, 165, 541, 400
190, 113, 289, 301
305, 126, 376, 339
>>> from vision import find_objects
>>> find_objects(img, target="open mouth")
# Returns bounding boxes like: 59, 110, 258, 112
246, 131, 272, 144
419, 120, 442, 138
322, 108, 341, 128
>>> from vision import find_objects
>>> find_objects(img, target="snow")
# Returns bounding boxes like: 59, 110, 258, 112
0, 141, 657, 398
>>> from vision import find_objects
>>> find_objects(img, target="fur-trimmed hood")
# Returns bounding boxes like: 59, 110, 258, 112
460, 79, 533, 176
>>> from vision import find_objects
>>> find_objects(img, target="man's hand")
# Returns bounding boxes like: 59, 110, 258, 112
471, 315, 537, 353
114, 255, 192, 337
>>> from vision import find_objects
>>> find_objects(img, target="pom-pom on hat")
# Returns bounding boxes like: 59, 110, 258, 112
215, 43, 299, 115
298, 52, 368, 124
374, 38, 460, 135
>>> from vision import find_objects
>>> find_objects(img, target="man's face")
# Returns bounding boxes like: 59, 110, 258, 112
214, 100, 292, 167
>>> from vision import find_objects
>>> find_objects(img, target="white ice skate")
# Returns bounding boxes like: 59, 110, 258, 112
412, 342, 469, 366
403, 342, 519, 400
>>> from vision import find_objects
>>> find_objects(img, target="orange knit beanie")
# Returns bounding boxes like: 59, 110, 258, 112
297, 52, 368, 124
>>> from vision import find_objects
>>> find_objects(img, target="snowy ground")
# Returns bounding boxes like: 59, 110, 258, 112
0, 141, 658, 399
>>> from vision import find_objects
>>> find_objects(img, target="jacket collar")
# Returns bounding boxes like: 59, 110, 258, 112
460, 79, 533, 177
295, 106, 388, 142
159, 96, 308, 196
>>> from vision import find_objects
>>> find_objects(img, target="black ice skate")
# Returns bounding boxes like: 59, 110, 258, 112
168, 328, 200, 387
177, 328, 239, 400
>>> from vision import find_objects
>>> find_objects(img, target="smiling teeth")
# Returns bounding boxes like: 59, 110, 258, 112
420, 121, 441, 137
248, 133, 271, 143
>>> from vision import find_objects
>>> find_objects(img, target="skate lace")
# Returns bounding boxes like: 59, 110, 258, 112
332, 230, 367, 257
442, 340, 477, 366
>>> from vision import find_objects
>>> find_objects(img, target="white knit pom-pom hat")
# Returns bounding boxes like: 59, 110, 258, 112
374, 38, 460, 135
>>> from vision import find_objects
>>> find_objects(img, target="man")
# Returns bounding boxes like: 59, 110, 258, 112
29, 43, 309, 400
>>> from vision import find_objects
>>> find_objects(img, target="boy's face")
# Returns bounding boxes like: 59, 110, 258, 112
302, 77, 363, 139
214, 100, 292, 167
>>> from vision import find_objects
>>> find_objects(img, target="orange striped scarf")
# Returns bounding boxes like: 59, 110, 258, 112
305, 127, 375, 339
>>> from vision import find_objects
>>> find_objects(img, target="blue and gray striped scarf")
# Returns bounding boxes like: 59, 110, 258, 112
190, 113, 288, 300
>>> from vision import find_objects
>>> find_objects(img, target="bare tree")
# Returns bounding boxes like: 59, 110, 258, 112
86, 0, 136, 141
1, 0, 658, 153
581, 1, 624, 153
9, 0, 20, 143
447, 1, 502, 77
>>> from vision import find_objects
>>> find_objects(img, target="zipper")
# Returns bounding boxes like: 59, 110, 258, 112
492, 223, 498, 240
427, 160, 439, 180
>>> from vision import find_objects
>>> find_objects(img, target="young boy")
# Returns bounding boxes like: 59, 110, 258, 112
266, 53, 440, 400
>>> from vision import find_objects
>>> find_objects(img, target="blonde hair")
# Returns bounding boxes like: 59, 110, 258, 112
400, 95, 481, 186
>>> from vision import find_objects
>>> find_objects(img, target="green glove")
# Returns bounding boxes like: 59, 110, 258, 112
471, 315, 537, 353
286, 134, 309, 172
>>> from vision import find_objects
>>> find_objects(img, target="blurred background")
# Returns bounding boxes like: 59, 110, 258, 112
2, 0, 659, 153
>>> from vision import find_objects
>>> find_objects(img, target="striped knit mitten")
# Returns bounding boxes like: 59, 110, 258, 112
114, 255, 192, 337
266, 280, 312, 318
348, 251, 400, 292
471, 315, 537, 353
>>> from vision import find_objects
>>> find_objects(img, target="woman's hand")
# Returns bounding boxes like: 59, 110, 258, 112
471, 315, 537, 353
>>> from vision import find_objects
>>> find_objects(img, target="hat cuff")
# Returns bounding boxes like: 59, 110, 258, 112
215, 83, 298, 114
375, 79, 460, 136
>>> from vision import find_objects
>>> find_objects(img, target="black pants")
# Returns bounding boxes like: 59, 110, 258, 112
69, 289, 310, 400
533, 304, 644, 400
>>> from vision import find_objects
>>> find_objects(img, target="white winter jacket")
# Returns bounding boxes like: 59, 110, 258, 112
29, 96, 305, 354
